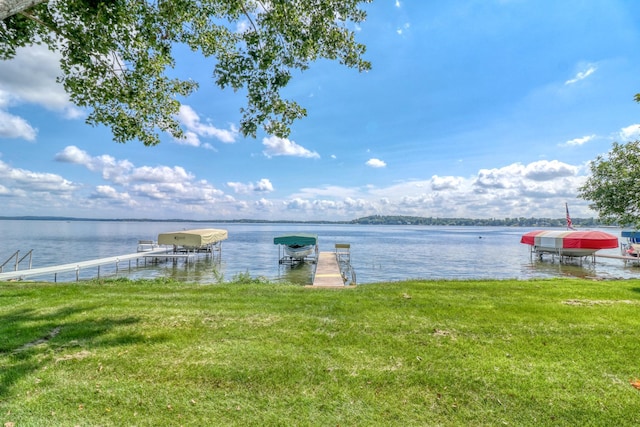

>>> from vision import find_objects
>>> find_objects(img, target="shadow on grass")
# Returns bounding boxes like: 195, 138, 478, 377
0, 304, 156, 398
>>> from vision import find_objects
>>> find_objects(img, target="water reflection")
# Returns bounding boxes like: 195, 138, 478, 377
123, 254, 315, 285
522, 260, 599, 279
277, 261, 314, 285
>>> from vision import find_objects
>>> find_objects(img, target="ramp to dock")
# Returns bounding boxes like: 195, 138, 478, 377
311, 252, 345, 287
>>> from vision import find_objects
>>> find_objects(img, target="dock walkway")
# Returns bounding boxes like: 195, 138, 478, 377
595, 253, 640, 264
311, 252, 346, 287
0, 248, 172, 282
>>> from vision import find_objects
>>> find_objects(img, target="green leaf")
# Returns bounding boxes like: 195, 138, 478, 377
0, 0, 372, 144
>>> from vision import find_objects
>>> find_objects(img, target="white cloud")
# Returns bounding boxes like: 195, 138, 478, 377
474, 160, 577, 190
0, 45, 72, 111
227, 178, 274, 194
564, 135, 595, 146
55, 145, 93, 164
53, 146, 227, 211
262, 136, 320, 158
0, 45, 84, 141
522, 160, 578, 181
255, 198, 273, 211
176, 104, 238, 146
91, 185, 138, 206
179, 131, 202, 147
285, 197, 313, 210
431, 175, 462, 191
356, 161, 586, 219
0, 148, 597, 220
565, 65, 597, 85
55, 146, 134, 184
0, 159, 77, 194
397, 22, 410, 35
0, 109, 37, 140
620, 124, 640, 141
129, 165, 194, 183
366, 158, 386, 168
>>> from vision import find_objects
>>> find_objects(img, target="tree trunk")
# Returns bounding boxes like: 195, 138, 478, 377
0, 0, 46, 20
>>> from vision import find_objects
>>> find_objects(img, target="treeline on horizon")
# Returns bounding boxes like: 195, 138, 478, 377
350, 215, 604, 227
0, 215, 607, 228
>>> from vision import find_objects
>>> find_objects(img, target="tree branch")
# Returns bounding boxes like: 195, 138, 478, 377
19, 9, 126, 85
240, 0, 259, 33
0, 0, 46, 20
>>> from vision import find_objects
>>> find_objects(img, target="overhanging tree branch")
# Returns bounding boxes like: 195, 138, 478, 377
0, 0, 45, 20
1, 0, 372, 145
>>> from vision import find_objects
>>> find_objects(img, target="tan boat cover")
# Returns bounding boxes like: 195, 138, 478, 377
157, 228, 228, 248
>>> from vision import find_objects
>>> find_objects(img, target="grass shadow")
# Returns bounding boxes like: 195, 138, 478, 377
0, 304, 154, 398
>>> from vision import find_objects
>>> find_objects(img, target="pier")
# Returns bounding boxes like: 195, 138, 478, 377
0, 246, 223, 282
310, 244, 356, 288
0, 248, 173, 282
0, 228, 227, 283
595, 253, 640, 264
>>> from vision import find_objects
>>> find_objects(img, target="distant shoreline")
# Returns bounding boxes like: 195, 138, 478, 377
0, 215, 607, 228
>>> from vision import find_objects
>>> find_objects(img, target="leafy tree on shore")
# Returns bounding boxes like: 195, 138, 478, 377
579, 140, 640, 227
0, 0, 371, 145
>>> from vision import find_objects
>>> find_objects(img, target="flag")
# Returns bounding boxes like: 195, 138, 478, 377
566, 203, 575, 230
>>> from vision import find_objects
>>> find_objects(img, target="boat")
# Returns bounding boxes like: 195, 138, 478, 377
520, 230, 619, 257
284, 244, 315, 259
274, 234, 318, 262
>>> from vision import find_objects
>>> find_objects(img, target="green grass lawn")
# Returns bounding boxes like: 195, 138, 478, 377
1, 277, 640, 426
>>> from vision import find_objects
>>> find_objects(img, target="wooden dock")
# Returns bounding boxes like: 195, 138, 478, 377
310, 252, 347, 288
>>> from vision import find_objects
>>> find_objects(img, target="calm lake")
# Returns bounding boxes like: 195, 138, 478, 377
0, 220, 637, 284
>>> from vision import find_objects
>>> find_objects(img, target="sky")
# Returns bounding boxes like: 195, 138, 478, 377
2, 0, 640, 221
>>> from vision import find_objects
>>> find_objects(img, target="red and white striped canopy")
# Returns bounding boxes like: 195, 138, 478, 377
520, 230, 619, 250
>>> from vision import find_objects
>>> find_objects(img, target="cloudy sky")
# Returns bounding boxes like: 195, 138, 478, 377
2, 0, 640, 221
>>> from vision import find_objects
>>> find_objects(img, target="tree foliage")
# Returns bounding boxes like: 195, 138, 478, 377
0, 0, 371, 146
579, 141, 640, 227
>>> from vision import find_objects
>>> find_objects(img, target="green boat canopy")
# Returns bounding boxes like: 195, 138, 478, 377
273, 234, 318, 246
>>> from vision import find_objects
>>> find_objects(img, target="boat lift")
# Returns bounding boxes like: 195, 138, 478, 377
274, 234, 319, 265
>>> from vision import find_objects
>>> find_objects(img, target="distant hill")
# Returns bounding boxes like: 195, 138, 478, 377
0, 215, 607, 227
349, 215, 605, 227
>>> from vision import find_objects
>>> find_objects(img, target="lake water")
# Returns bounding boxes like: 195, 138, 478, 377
0, 220, 638, 284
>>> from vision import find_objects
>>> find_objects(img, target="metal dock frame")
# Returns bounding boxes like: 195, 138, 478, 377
0, 248, 173, 282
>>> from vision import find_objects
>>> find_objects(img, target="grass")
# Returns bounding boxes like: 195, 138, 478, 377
1, 277, 640, 426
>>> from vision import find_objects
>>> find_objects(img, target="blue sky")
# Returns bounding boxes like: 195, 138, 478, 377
2, 0, 640, 221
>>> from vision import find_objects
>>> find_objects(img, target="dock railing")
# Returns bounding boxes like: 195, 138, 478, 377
335, 243, 356, 286
335, 243, 350, 263
1, 249, 33, 273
